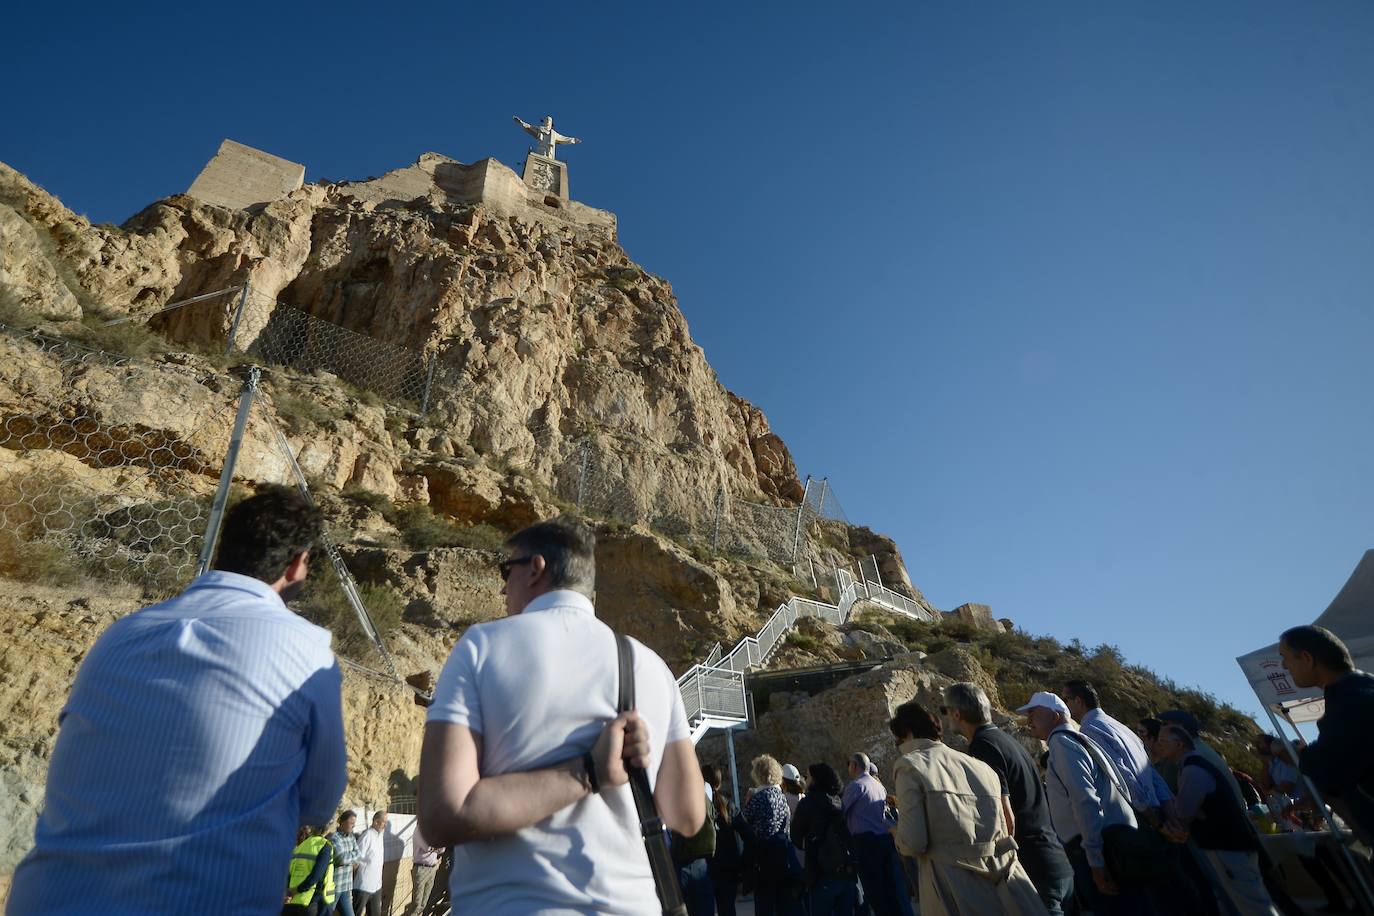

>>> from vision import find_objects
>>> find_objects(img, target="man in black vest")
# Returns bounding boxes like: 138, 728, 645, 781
1157, 725, 1281, 916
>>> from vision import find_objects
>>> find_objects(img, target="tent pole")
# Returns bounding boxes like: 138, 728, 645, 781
1265, 706, 1374, 913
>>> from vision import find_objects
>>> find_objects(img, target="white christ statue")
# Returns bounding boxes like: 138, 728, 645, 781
513, 115, 581, 161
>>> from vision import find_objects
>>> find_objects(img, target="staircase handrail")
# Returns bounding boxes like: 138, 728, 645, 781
680, 563, 899, 741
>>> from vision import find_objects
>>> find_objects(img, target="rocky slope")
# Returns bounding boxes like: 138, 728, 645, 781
0, 159, 806, 525
699, 609, 1263, 793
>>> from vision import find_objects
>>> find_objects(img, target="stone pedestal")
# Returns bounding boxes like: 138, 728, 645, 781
186, 139, 305, 210
521, 152, 568, 201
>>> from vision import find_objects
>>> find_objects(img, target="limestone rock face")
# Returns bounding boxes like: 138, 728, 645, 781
726, 393, 805, 503
841, 621, 908, 660
594, 527, 758, 671
700, 655, 953, 785
924, 645, 1003, 710
0, 163, 186, 314
0, 206, 80, 319
343, 545, 505, 629
842, 525, 935, 610
945, 602, 1002, 633
0, 157, 804, 522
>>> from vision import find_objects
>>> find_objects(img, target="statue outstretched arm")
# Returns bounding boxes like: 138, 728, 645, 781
513, 116, 539, 138
556, 134, 581, 146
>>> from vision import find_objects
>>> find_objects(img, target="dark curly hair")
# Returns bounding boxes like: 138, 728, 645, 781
212, 484, 324, 584
889, 700, 942, 741
807, 763, 842, 797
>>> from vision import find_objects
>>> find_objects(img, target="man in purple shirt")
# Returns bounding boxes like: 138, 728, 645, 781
841, 753, 913, 916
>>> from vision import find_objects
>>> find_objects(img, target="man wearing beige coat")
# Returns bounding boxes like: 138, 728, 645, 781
889, 700, 1048, 916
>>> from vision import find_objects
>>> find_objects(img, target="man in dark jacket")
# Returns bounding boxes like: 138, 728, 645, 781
1280, 625, 1374, 843
943, 683, 1076, 915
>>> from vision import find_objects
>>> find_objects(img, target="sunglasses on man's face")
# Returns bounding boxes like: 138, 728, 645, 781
498, 556, 535, 581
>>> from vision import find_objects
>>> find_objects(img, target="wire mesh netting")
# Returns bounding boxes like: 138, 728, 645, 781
558, 440, 819, 568
247, 295, 436, 410
0, 326, 238, 596
0, 323, 402, 680
152, 286, 442, 412
805, 477, 849, 525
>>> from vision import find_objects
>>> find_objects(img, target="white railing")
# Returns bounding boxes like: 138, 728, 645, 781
837, 568, 933, 621
678, 569, 872, 742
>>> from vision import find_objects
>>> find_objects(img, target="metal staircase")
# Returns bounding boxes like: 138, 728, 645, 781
678, 568, 933, 743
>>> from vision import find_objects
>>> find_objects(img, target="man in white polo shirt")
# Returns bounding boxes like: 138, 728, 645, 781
417, 517, 705, 914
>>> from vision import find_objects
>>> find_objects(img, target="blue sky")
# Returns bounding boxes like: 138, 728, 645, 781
4, 1, 1371, 721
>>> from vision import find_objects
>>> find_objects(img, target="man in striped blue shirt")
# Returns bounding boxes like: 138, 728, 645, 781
8, 485, 349, 916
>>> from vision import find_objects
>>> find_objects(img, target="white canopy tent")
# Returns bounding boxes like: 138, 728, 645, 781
1236, 549, 1374, 724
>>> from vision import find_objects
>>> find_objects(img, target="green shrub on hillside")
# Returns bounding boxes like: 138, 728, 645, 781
342, 488, 507, 552
69, 309, 172, 359
294, 569, 406, 657
860, 611, 1260, 769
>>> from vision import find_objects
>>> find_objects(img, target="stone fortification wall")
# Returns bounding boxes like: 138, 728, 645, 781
335, 153, 616, 238
184, 141, 614, 238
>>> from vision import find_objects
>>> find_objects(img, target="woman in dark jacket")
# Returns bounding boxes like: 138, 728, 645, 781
791, 763, 858, 916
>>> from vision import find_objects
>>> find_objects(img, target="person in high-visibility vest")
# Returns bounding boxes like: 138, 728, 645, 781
284, 826, 336, 915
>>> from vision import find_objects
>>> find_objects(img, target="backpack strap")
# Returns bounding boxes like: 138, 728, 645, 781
1050, 729, 1135, 811
616, 633, 688, 916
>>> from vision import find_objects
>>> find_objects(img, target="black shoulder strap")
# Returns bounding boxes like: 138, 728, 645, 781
617, 632, 635, 714
615, 633, 687, 916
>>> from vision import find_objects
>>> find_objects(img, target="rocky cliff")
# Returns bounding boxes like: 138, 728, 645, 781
1, 158, 804, 523
0, 152, 901, 896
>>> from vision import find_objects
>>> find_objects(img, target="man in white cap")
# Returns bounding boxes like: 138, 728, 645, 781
780, 763, 806, 819
1020, 691, 1158, 916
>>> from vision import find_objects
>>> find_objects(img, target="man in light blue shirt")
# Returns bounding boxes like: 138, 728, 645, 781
1064, 679, 1173, 816
1023, 691, 1164, 916
8, 485, 348, 916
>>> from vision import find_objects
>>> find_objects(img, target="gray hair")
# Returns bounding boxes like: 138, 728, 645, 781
1160, 724, 1195, 751
506, 516, 596, 597
851, 752, 871, 771
943, 682, 992, 725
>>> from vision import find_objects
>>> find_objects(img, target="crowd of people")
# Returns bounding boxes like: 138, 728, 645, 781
279, 810, 444, 916
677, 663, 1372, 916
4, 485, 1372, 916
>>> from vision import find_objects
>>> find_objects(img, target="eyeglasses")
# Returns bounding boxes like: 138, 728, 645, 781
498, 556, 535, 581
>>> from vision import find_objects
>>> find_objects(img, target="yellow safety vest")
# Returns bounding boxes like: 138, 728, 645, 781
287, 835, 336, 906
